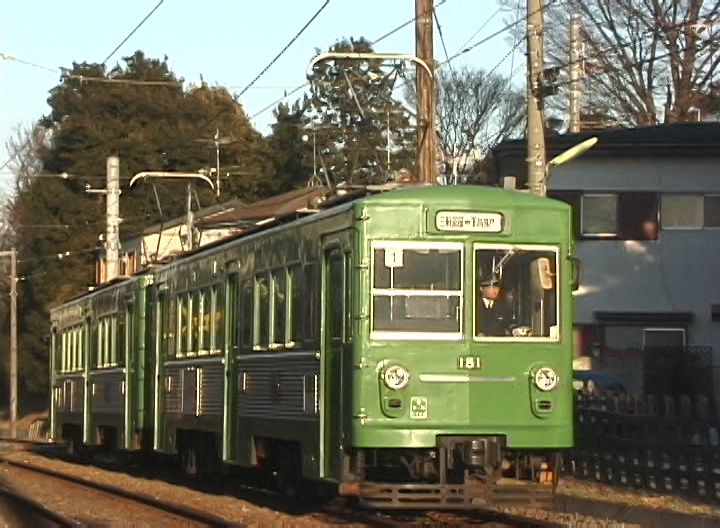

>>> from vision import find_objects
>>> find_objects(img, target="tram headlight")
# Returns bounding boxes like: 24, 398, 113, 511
533, 367, 559, 392
383, 365, 410, 390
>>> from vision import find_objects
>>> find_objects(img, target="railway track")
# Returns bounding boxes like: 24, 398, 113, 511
0, 441, 595, 526
0, 484, 80, 527
0, 456, 243, 527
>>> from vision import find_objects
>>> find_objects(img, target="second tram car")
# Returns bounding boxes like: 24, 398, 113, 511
50, 184, 575, 507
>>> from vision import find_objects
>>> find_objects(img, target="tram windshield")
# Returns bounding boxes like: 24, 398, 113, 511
371, 241, 463, 339
474, 244, 559, 340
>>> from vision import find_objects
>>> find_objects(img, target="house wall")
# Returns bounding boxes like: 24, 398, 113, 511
492, 153, 720, 395
549, 156, 720, 395
549, 156, 720, 341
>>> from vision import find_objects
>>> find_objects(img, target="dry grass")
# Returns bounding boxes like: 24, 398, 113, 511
558, 477, 720, 518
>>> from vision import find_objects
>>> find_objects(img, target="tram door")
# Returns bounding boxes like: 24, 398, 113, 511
322, 247, 349, 479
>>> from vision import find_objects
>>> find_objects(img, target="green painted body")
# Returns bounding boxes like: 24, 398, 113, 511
49, 185, 574, 490
349, 187, 574, 455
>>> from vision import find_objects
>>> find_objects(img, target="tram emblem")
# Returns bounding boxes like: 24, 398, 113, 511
410, 396, 428, 420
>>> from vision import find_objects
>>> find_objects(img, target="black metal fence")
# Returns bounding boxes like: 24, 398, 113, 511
571, 391, 720, 503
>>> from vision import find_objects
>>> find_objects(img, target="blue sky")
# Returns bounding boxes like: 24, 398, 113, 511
0, 0, 520, 181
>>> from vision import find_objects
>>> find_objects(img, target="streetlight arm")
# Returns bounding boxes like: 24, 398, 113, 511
547, 137, 599, 168
544, 137, 599, 184
307, 52, 433, 79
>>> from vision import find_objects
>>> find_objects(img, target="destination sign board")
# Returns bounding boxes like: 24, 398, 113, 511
435, 211, 503, 233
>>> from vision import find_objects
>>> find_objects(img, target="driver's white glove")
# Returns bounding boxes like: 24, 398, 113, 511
511, 325, 532, 337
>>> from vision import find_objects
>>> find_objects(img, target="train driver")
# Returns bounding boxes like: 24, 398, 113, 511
476, 275, 518, 337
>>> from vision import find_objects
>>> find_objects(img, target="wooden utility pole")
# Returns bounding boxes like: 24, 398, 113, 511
0, 249, 18, 438
415, 0, 436, 184
568, 15, 582, 133
526, 0, 546, 196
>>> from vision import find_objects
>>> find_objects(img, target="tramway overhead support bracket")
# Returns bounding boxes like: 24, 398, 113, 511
129, 170, 215, 252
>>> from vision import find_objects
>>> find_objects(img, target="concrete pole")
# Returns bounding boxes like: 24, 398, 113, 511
526, 0, 547, 196
106, 157, 121, 280
569, 15, 582, 133
415, 0, 436, 184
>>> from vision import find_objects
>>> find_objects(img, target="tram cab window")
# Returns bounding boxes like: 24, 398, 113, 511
371, 241, 463, 339
474, 245, 559, 340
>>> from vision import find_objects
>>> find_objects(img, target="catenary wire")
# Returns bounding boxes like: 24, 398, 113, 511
250, 0, 456, 121
102, 0, 164, 64
238, 0, 332, 97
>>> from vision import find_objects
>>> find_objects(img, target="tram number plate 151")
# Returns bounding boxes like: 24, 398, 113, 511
457, 356, 482, 370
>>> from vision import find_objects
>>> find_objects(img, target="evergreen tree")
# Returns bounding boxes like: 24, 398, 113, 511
4, 51, 278, 398
306, 37, 415, 185
267, 100, 316, 190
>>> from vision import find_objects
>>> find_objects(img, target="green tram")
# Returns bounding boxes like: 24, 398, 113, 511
50, 185, 575, 508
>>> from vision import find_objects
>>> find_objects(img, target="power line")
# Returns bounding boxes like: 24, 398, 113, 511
0, 53, 58, 73
433, 10, 457, 81
454, 6, 502, 55
250, 0, 455, 121
1, 54, 181, 86
103, 0, 164, 64
370, 0, 450, 46
238, 0, 332, 97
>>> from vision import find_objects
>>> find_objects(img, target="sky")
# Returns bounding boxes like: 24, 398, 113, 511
0, 0, 522, 183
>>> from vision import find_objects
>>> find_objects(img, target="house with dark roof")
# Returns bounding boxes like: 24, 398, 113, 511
491, 122, 720, 397
95, 186, 330, 281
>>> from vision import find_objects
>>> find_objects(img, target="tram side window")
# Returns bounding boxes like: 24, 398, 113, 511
304, 262, 320, 345
97, 318, 107, 367
191, 290, 200, 354
288, 265, 302, 347
200, 288, 211, 354
178, 294, 190, 356
78, 326, 85, 369
110, 317, 118, 365
226, 274, 239, 354
256, 274, 270, 350
212, 284, 225, 353
239, 279, 253, 351
124, 304, 133, 364
272, 268, 287, 348
166, 296, 177, 358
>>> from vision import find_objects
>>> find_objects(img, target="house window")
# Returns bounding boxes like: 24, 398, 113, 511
581, 194, 617, 236
661, 195, 703, 229
552, 192, 657, 240
704, 196, 720, 228
643, 328, 685, 349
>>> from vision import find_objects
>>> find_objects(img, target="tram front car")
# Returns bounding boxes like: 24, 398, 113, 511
340, 186, 574, 508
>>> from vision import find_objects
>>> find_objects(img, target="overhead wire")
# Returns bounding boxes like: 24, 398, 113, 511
250, 0, 454, 121
433, 9, 457, 82
238, 0, 332, 97
1, 54, 182, 86
102, 0, 164, 64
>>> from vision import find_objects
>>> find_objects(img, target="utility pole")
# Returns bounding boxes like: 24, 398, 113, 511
526, 0, 546, 196
87, 156, 121, 281
0, 249, 18, 438
568, 15, 582, 133
415, 0, 436, 184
